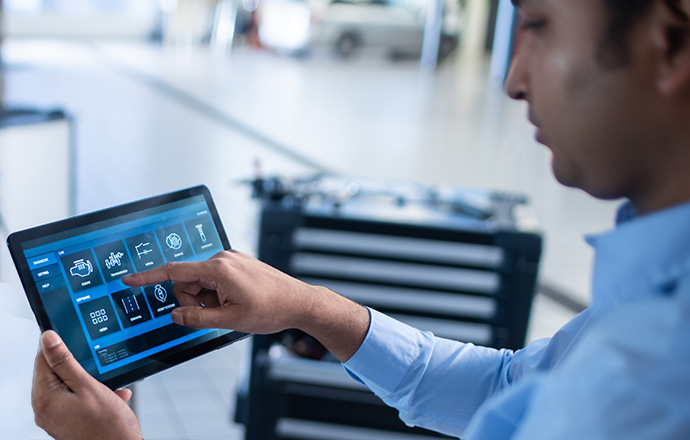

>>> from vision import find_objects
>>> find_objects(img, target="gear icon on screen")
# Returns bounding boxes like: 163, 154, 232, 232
165, 233, 183, 250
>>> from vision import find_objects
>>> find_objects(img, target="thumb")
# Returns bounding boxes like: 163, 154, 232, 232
40, 330, 94, 391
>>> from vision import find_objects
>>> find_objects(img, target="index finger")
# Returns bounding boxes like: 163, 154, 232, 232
122, 261, 217, 290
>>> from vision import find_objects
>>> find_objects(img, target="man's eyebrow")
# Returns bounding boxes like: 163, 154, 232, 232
511, 0, 537, 7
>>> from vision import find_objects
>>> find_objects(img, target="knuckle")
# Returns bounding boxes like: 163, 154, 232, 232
49, 347, 73, 372
161, 262, 177, 278
184, 310, 202, 328
210, 257, 225, 268
210, 257, 232, 275
213, 250, 230, 259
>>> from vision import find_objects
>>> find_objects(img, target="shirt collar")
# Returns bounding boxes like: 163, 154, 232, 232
586, 200, 690, 310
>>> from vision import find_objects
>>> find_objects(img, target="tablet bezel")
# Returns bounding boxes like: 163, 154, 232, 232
7, 185, 250, 389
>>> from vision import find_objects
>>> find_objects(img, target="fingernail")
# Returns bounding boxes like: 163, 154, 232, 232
171, 309, 183, 325
43, 330, 61, 349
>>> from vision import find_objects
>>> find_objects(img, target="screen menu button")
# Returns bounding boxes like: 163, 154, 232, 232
60, 249, 104, 294
125, 232, 164, 273
156, 224, 193, 262
36, 275, 66, 294
143, 281, 180, 318
111, 288, 153, 328
78, 296, 121, 340
184, 216, 222, 255
94, 240, 135, 282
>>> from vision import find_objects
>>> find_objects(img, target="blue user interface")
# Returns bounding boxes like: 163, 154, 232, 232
22, 195, 227, 376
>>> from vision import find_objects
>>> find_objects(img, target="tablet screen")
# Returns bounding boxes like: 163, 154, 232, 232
7, 185, 248, 389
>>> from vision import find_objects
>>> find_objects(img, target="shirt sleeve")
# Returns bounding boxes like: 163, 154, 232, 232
343, 308, 594, 437
342, 309, 517, 436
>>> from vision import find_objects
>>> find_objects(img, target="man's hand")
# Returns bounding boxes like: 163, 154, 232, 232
32, 331, 142, 440
123, 250, 370, 362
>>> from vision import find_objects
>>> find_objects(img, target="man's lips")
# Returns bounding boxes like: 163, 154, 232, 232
528, 112, 546, 144
534, 127, 546, 144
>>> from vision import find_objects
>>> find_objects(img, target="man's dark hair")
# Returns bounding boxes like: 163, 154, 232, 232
598, 0, 656, 67
511, 0, 688, 68
599, 0, 689, 68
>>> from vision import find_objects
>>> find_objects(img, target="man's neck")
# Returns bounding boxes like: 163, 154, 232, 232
629, 169, 690, 216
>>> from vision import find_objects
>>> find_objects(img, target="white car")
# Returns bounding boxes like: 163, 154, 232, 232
259, 0, 460, 59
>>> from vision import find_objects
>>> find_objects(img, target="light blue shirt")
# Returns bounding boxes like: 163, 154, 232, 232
344, 201, 690, 439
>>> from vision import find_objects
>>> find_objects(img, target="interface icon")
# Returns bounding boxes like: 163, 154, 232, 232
104, 251, 124, 269
111, 288, 152, 328
165, 233, 183, 250
154, 284, 168, 303
70, 259, 93, 278
78, 296, 120, 339
90, 308, 109, 325
62, 250, 104, 293
126, 233, 164, 272
94, 240, 135, 282
143, 281, 178, 317
135, 242, 154, 259
195, 224, 207, 243
184, 217, 220, 255
121, 295, 140, 314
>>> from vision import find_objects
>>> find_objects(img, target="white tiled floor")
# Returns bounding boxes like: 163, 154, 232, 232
132, 342, 249, 439
1, 39, 620, 439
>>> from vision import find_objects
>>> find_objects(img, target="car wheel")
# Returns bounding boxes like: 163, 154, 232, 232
335, 32, 359, 58
438, 35, 458, 61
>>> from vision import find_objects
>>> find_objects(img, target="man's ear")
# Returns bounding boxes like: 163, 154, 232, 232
657, 0, 690, 95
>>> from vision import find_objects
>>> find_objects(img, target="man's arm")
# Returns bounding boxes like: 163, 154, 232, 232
123, 250, 371, 362
32, 250, 367, 440
124, 250, 571, 436
343, 307, 594, 437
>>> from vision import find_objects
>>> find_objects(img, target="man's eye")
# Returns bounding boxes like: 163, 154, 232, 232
520, 19, 546, 32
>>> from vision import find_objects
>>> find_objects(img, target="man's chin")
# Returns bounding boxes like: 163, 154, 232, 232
552, 165, 625, 201
551, 161, 584, 191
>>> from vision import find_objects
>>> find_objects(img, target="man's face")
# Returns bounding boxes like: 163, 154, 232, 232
506, 0, 663, 201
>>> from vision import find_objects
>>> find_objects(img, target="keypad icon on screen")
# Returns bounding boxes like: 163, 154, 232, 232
90, 309, 109, 325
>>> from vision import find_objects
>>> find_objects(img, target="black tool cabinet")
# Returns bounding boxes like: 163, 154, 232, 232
236, 177, 542, 440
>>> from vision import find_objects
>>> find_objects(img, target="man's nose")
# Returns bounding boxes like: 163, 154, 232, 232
505, 54, 529, 101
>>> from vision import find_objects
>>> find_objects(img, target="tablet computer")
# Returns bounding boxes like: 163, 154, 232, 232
7, 185, 249, 389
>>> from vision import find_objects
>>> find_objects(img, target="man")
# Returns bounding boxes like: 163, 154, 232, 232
32, 0, 690, 438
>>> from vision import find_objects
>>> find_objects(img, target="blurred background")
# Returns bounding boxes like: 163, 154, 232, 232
0, 0, 619, 439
